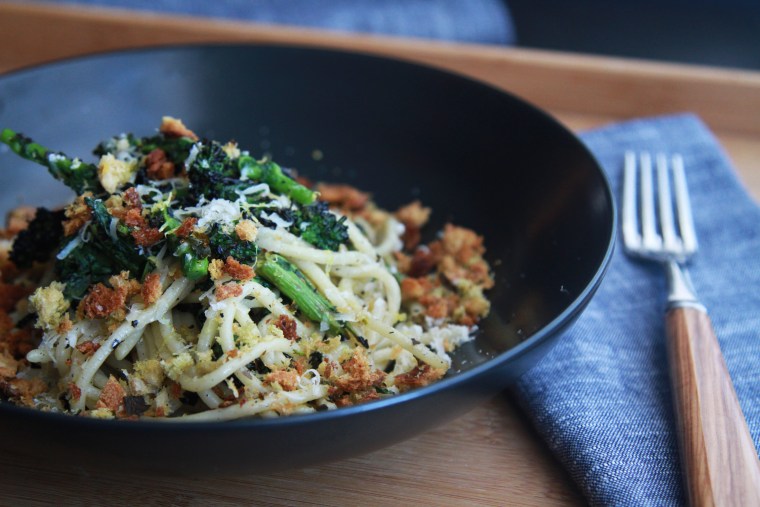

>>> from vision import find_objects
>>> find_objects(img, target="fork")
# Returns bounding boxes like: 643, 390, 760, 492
622, 151, 760, 507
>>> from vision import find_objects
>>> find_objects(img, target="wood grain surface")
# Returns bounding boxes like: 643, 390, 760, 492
0, 3, 759, 506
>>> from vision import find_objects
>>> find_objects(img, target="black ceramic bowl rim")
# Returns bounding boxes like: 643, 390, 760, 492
0, 43, 616, 434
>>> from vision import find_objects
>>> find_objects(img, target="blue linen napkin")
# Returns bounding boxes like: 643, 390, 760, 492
514, 113, 760, 506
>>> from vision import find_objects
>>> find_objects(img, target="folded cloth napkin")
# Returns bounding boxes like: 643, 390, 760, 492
514, 113, 760, 506
35, 0, 516, 45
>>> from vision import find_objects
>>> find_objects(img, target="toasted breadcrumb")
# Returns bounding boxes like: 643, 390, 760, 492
208, 259, 225, 281
0, 376, 47, 407
5, 207, 37, 236
234, 219, 258, 242
265, 370, 300, 391
122, 187, 142, 209
222, 256, 255, 281
134, 359, 165, 389
131, 226, 164, 247
399, 223, 492, 326
406, 245, 439, 277
68, 382, 82, 401
79, 283, 121, 319
29, 281, 70, 331
394, 364, 444, 390
109, 271, 141, 298
96, 375, 126, 413
438, 224, 493, 289
332, 348, 385, 393
160, 116, 198, 140
274, 315, 298, 341
56, 315, 73, 334
175, 217, 198, 238
63, 193, 93, 236
141, 273, 162, 306
215, 282, 242, 301
0, 282, 30, 312
98, 154, 138, 193
145, 148, 175, 180
395, 200, 431, 250
75, 340, 101, 356
78, 272, 139, 321
316, 183, 370, 211
0, 346, 18, 377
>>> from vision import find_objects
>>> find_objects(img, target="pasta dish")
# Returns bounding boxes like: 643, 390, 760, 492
0, 118, 492, 421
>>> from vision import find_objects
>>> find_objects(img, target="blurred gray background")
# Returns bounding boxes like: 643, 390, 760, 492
25, 0, 760, 70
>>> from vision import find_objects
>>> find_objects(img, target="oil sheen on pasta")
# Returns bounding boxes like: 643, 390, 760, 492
0, 117, 493, 421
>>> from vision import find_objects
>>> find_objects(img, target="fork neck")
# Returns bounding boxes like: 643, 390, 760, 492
665, 260, 705, 312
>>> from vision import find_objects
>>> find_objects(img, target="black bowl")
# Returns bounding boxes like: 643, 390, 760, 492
0, 44, 614, 473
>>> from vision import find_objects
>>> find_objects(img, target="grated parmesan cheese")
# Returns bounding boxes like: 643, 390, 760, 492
190, 198, 243, 231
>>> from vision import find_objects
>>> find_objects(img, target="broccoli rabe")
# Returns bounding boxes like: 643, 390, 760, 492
207, 223, 259, 265
175, 241, 210, 281
285, 201, 349, 251
238, 156, 315, 205
257, 253, 366, 346
9, 208, 65, 268
55, 198, 147, 299
186, 140, 316, 206
1, 129, 101, 194
85, 197, 145, 270
56, 238, 124, 300
187, 142, 249, 202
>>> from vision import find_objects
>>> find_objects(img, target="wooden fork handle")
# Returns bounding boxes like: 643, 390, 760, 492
666, 305, 760, 507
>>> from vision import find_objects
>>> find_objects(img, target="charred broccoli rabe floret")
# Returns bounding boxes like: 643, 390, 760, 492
283, 201, 349, 252
187, 142, 248, 202
9, 208, 65, 268
207, 223, 259, 265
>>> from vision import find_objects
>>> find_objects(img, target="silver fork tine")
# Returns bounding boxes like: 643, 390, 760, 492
671, 154, 699, 255
640, 152, 662, 251
622, 151, 641, 250
656, 153, 680, 253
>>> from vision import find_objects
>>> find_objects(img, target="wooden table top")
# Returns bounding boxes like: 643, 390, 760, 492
1, 3, 759, 506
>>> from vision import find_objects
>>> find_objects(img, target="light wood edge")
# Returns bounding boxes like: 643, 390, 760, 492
1, 1, 760, 138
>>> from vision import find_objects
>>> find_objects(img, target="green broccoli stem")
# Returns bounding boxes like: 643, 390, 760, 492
1, 128, 102, 194
160, 206, 182, 234
175, 242, 209, 281
257, 253, 367, 346
238, 156, 316, 205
